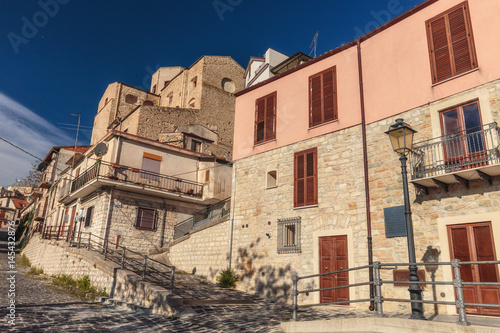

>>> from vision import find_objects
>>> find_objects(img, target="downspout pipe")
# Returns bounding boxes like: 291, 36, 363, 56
103, 187, 114, 247
357, 39, 375, 311
228, 162, 237, 270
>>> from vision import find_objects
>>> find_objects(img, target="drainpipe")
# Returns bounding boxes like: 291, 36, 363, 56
228, 162, 237, 270
160, 200, 167, 248
103, 188, 114, 247
357, 39, 375, 311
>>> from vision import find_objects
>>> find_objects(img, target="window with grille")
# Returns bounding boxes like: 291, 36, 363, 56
277, 217, 301, 254
136, 207, 155, 230
84, 206, 94, 227
426, 2, 477, 84
309, 66, 337, 127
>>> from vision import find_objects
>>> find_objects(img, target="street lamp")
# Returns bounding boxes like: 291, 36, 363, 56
385, 118, 425, 320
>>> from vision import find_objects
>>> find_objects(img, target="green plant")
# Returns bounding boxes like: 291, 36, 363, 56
27, 267, 44, 275
77, 275, 91, 290
216, 268, 239, 288
19, 254, 31, 267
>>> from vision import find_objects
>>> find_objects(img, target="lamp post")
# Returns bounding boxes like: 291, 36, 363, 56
385, 118, 425, 320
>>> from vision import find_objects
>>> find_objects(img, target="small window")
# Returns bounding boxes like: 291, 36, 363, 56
188, 98, 196, 108
136, 207, 155, 230
85, 206, 94, 227
125, 94, 138, 104
277, 217, 301, 254
152, 85, 157, 94
167, 92, 173, 104
267, 170, 277, 188
191, 140, 202, 152
205, 169, 210, 183
191, 76, 197, 89
143, 100, 154, 106
309, 66, 337, 127
105, 97, 109, 105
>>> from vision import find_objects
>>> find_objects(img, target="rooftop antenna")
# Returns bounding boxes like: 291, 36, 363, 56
71, 114, 81, 172
309, 30, 319, 58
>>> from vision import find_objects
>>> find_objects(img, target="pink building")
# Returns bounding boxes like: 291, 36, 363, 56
226, 0, 500, 315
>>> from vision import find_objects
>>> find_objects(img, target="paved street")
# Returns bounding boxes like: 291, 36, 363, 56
0, 228, 369, 332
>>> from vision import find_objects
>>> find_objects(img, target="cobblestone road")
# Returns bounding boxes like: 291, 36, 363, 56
0, 227, 371, 332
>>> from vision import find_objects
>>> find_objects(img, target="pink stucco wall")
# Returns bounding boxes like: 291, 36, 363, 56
234, 46, 361, 160
234, 0, 500, 161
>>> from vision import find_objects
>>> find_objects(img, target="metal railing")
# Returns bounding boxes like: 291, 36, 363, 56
173, 197, 231, 239
292, 259, 500, 326
38, 226, 175, 294
70, 161, 204, 198
410, 122, 500, 180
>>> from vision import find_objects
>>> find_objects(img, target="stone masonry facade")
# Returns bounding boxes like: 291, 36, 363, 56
230, 125, 369, 305
366, 79, 500, 313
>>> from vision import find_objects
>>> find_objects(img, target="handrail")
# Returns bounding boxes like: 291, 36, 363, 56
291, 259, 500, 325
39, 228, 175, 294
70, 160, 204, 198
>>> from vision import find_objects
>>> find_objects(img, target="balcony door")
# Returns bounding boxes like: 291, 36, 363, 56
440, 101, 486, 170
448, 222, 500, 316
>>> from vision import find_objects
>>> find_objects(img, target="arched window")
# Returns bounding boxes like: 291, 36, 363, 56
143, 100, 154, 106
191, 76, 197, 89
125, 94, 137, 104
188, 98, 195, 108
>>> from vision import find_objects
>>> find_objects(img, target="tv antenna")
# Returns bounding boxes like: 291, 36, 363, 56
309, 30, 319, 58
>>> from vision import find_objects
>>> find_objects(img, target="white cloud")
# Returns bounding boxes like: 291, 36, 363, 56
0, 92, 74, 187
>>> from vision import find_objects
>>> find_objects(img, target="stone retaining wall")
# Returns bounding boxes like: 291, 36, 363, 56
22, 235, 173, 315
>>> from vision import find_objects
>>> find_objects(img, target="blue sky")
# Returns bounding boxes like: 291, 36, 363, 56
0, 0, 425, 186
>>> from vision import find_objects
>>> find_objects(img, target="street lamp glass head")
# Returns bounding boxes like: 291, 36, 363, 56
385, 118, 417, 155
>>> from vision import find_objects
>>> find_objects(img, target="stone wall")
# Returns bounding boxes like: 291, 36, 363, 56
168, 218, 231, 280
231, 125, 369, 304
365, 80, 500, 314
22, 235, 173, 315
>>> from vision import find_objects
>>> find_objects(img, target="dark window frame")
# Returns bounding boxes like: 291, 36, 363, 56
294, 147, 318, 208
254, 91, 277, 145
426, 1, 478, 84
136, 207, 156, 231
84, 206, 94, 228
309, 66, 338, 128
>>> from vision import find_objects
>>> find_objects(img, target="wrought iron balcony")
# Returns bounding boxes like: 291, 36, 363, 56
70, 161, 203, 198
410, 123, 500, 189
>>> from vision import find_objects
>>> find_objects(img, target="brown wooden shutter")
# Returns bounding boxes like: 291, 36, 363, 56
323, 69, 335, 122
429, 16, 452, 82
294, 148, 317, 207
310, 75, 322, 126
265, 93, 276, 140
427, 2, 477, 84
449, 5, 473, 75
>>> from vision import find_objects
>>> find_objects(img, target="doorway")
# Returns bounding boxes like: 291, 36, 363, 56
319, 235, 349, 304
448, 222, 500, 316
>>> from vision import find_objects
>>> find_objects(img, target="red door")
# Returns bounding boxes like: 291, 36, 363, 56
319, 235, 349, 304
448, 222, 500, 316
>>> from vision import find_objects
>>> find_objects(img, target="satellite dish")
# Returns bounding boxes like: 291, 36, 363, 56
94, 143, 108, 157
37, 162, 48, 172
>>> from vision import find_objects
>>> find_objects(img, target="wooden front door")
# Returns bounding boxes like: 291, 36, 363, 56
448, 222, 500, 316
319, 235, 349, 304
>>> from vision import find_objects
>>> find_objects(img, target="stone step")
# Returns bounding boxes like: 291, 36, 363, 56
102, 297, 152, 314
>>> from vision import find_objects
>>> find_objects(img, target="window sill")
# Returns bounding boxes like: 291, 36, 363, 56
431, 67, 479, 87
266, 185, 278, 190
293, 204, 318, 210
308, 119, 339, 130
254, 139, 276, 148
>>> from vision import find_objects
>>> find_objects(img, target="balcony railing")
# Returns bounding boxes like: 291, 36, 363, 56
410, 123, 500, 180
70, 161, 203, 198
